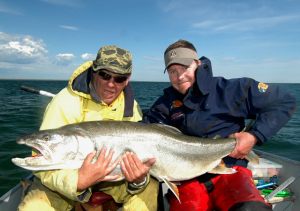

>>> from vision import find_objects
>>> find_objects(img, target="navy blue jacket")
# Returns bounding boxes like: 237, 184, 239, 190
143, 57, 296, 167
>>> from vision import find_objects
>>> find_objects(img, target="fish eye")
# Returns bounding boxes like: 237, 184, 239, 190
43, 134, 50, 141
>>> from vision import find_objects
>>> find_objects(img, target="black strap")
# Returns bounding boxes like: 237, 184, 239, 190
197, 173, 216, 193
123, 83, 134, 117
203, 180, 214, 193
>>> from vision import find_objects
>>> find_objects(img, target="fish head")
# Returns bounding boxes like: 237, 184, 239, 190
12, 128, 93, 170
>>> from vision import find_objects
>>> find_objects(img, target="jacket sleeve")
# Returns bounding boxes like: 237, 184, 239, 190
126, 174, 150, 194
34, 170, 92, 202
142, 95, 171, 124
40, 88, 81, 130
242, 79, 296, 144
34, 89, 91, 202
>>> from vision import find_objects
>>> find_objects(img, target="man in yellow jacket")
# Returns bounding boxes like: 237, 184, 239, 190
18, 45, 159, 211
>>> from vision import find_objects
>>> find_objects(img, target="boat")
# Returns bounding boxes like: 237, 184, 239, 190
1, 85, 298, 210
252, 150, 300, 211
1, 149, 299, 211
0, 174, 33, 211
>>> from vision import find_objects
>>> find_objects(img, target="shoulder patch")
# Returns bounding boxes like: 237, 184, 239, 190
258, 82, 268, 93
172, 100, 183, 108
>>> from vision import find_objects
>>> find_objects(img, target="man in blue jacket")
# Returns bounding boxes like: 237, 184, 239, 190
143, 39, 296, 210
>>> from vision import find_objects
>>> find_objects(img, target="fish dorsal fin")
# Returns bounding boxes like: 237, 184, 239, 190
208, 162, 237, 174
160, 177, 181, 203
154, 124, 182, 134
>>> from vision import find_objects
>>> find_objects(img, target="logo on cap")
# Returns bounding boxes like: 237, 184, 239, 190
170, 50, 177, 58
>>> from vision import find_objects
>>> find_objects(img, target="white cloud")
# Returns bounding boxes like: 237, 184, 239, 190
81, 53, 95, 60
0, 32, 47, 64
217, 15, 299, 32
192, 15, 300, 32
213, 57, 300, 83
40, 0, 83, 7
0, 3, 22, 15
55, 53, 75, 65
159, 0, 181, 12
192, 20, 217, 28
159, 0, 300, 33
59, 25, 79, 31
221, 56, 237, 62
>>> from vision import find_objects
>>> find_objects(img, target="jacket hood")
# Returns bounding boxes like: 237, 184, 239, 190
67, 61, 93, 99
67, 61, 134, 117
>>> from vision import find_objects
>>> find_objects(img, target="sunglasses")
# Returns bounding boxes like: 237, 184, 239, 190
97, 71, 128, 83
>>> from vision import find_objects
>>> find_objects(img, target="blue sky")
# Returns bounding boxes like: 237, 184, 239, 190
0, 0, 299, 82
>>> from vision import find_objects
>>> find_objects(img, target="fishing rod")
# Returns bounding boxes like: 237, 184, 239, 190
20, 85, 55, 98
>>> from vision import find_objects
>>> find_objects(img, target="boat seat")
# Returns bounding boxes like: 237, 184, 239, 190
75, 192, 121, 211
88, 191, 113, 207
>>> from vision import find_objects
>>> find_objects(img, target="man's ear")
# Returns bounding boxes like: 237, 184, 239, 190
125, 76, 131, 86
91, 71, 97, 82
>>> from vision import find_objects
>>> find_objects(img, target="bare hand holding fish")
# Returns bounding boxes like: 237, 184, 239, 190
121, 152, 156, 184
229, 132, 258, 160
77, 148, 119, 191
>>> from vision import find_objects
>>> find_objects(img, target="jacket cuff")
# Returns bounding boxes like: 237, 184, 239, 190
126, 174, 150, 195
76, 188, 92, 202
249, 130, 265, 146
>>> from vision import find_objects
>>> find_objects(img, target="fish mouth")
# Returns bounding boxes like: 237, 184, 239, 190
16, 138, 53, 162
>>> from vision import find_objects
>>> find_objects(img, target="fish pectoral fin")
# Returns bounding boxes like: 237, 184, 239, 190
246, 151, 259, 165
160, 177, 181, 203
212, 134, 222, 139
208, 162, 237, 174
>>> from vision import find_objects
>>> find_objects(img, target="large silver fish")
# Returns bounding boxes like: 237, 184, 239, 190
12, 121, 237, 182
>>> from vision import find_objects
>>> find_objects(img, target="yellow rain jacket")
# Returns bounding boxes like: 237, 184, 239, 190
34, 61, 147, 203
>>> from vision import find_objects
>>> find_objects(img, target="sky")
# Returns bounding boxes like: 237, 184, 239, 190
0, 0, 299, 83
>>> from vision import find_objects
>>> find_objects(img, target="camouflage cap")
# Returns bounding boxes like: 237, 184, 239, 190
92, 45, 132, 75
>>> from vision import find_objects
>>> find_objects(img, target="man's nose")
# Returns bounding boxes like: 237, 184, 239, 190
107, 78, 116, 87
177, 69, 186, 79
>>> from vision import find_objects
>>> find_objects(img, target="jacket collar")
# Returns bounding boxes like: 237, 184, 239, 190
195, 56, 213, 96
182, 57, 213, 110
